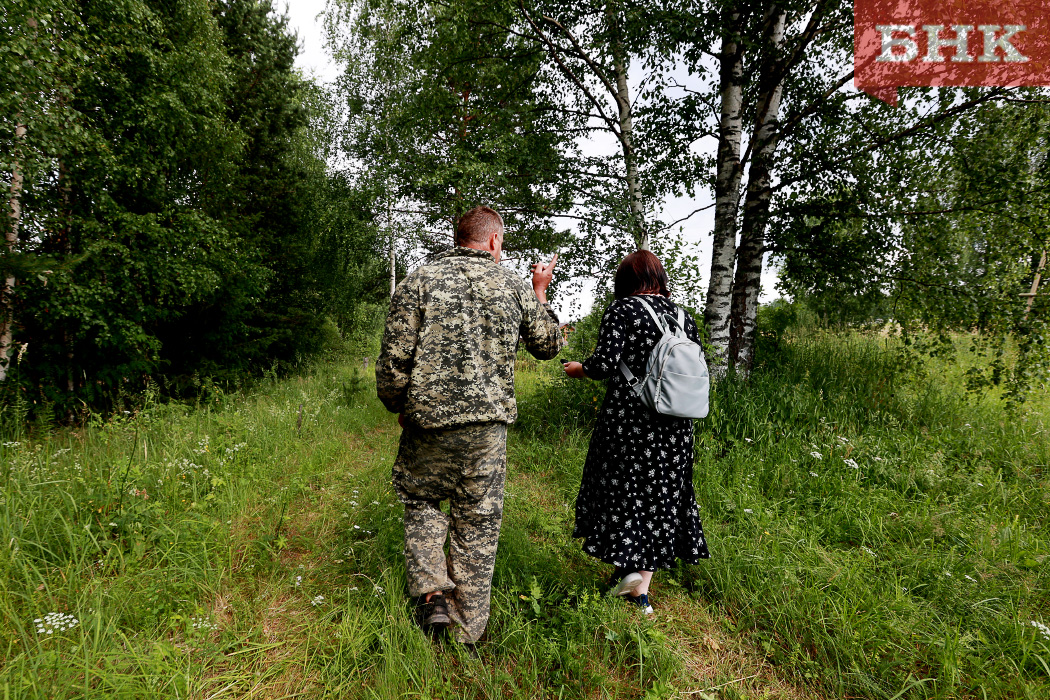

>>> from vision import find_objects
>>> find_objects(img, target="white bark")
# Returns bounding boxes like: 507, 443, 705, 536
388, 203, 396, 297
611, 38, 647, 250
0, 123, 27, 381
704, 8, 745, 371
730, 7, 787, 375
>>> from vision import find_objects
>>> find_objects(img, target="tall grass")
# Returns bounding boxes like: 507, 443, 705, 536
2, 324, 1046, 698
0, 358, 686, 699
516, 328, 1049, 699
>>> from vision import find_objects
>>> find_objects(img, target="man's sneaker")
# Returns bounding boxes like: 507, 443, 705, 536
417, 592, 451, 632
624, 593, 654, 615
608, 571, 643, 597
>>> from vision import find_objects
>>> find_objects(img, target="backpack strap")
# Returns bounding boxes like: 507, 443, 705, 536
619, 296, 666, 386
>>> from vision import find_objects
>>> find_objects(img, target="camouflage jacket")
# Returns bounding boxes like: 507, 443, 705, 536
376, 247, 563, 429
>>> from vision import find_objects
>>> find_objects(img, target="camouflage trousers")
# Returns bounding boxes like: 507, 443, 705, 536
392, 421, 508, 643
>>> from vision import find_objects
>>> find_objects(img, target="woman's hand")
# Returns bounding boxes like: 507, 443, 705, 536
562, 361, 588, 379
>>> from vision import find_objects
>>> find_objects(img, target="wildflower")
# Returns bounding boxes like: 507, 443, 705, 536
311, 595, 325, 607
295, 575, 302, 588
371, 500, 379, 505
837, 436, 849, 443
1030, 621, 1050, 640
35, 612, 78, 634
190, 616, 218, 632
744, 437, 753, 443
844, 458, 859, 469
965, 575, 977, 582
862, 547, 876, 557
977, 482, 984, 487
743, 509, 753, 514
809, 471, 819, 478
373, 585, 385, 598
810, 451, 822, 460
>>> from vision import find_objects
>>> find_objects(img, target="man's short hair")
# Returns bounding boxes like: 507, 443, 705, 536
456, 206, 503, 247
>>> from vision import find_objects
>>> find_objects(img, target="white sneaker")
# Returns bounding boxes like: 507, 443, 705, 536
625, 593, 654, 615
608, 572, 643, 597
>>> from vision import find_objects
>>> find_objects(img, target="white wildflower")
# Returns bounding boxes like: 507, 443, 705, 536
311, 595, 325, 607
35, 612, 78, 634
809, 471, 819, 478
844, 458, 859, 469
190, 616, 218, 632
743, 509, 753, 514
862, 547, 876, 557
965, 575, 977, 582
744, 437, 753, 443
294, 575, 302, 588
810, 451, 822, 460
1030, 620, 1050, 640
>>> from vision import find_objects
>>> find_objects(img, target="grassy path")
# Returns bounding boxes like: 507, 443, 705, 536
0, 359, 809, 699
3, 336, 1048, 698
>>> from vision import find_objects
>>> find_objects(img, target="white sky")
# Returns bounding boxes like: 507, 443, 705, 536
281, 1, 779, 319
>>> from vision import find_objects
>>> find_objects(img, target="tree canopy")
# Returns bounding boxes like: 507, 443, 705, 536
1, 0, 386, 418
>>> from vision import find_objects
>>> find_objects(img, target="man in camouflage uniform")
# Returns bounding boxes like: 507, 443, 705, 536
376, 206, 563, 644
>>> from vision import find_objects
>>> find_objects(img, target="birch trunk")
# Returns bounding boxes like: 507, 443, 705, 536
0, 123, 27, 381
704, 6, 745, 372
610, 28, 647, 250
729, 7, 787, 375
388, 217, 396, 297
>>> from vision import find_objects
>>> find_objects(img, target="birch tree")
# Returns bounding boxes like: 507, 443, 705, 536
643, 0, 1015, 373
512, 0, 657, 256
0, 122, 25, 382
328, 0, 576, 276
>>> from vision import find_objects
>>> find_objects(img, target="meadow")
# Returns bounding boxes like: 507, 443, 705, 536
0, 325, 1047, 699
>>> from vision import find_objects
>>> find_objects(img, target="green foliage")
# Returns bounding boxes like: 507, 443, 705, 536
775, 96, 1050, 402
515, 298, 607, 437
1, 0, 386, 419
329, 0, 574, 269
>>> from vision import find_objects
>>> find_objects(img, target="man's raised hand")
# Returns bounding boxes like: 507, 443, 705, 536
531, 253, 557, 299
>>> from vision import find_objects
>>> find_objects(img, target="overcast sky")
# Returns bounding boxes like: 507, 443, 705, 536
280, 2, 778, 316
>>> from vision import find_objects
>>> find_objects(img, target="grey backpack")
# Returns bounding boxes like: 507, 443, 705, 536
618, 298, 710, 419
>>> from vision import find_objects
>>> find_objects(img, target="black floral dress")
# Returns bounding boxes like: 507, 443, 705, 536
573, 294, 710, 571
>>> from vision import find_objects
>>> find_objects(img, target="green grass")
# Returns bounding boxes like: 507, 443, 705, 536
0, 333, 1046, 699
517, 331, 1049, 699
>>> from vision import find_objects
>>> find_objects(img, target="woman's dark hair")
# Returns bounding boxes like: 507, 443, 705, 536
613, 250, 670, 299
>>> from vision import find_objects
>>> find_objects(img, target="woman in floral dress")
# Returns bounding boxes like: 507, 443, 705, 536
562, 250, 709, 613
